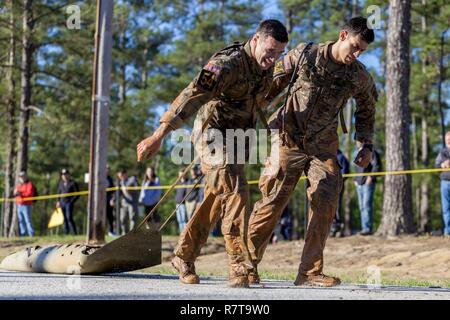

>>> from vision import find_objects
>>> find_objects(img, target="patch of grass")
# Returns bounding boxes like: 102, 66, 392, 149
140, 265, 178, 275
258, 270, 296, 281
333, 271, 450, 288
136, 264, 450, 289
0, 234, 136, 246
161, 235, 181, 242
0, 235, 85, 244
378, 277, 450, 288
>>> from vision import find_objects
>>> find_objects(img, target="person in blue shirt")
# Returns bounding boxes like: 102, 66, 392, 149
139, 166, 162, 225
118, 168, 139, 234
353, 141, 381, 235
435, 132, 450, 236
106, 165, 116, 236
57, 168, 80, 235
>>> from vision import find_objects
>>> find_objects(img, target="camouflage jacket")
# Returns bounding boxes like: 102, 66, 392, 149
160, 41, 273, 134
267, 41, 378, 153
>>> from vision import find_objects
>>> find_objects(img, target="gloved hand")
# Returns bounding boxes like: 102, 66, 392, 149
354, 146, 372, 168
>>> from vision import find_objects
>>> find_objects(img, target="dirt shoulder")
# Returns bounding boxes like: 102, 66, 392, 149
154, 234, 450, 287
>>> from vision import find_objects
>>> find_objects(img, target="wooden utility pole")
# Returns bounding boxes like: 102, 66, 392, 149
87, 0, 114, 244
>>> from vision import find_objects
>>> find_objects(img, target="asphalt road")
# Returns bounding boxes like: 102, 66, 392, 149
1, 270, 449, 300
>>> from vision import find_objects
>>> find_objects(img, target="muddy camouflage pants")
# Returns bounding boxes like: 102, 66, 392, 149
246, 133, 342, 276
174, 163, 250, 262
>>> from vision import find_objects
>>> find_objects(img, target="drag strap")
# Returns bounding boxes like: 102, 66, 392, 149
339, 105, 348, 134
281, 42, 314, 132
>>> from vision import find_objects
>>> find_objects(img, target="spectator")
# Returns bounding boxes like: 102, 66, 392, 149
279, 205, 293, 241
14, 171, 36, 237
270, 205, 292, 244
117, 168, 139, 235
435, 131, 450, 236
175, 170, 188, 233
57, 168, 80, 235
353, 142, 382, 235
139, 166, 162, 225
185, 166, 203, 221
210, 220, 222, 237
106, 165, 116, 236
330, 149, 350, 237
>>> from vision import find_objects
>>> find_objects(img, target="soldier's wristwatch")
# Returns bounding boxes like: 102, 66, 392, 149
362, 143, 373, 152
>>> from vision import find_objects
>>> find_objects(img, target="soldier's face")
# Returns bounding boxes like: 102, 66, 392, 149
338, 31, 369, 64
252, 34, 287, 70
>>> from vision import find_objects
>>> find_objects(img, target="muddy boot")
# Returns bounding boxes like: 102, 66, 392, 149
171, 256, 200, 284
247, 264, 260, 284
294, 273, 341, 287
225, 235, 249, 288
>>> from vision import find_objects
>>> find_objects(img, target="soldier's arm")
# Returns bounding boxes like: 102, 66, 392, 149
160, 62, 232, 130
353, 71, 378, 145
137, 59, 234, 161
264, 43, 308, 107
352, 69, 378, 168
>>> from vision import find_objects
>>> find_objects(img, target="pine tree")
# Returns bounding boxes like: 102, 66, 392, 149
378, 0, 414, 236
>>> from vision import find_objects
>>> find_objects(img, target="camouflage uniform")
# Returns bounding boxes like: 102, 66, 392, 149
246, 41, 378, 280
160, 41, 274, 285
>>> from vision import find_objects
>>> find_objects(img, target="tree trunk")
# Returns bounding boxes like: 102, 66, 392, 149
352, 0, 359, 17
343, 100, 353, 236
437, 28, 448, 147
411, 116, 420, 230
340, 0, 360, 237
284, 8, 294, 51
411, 115, 418, 169
119, 62, 126, 104
118, 26, 127, 104
39, 173, 51, 236
419, 0, 430, 233
10, 0, 34, 237
140, 47, 148, 89
3, 0, 17, 237
378, 0, 414, 236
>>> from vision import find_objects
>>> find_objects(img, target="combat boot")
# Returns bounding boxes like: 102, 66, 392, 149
247, 265, 260, 284
294, 273, 341, 287
224, 235, 249, 288
171, 256, 200, 284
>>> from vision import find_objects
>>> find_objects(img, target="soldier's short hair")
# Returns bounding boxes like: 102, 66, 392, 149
342, 17, 375, 44
256, 19, 289, 43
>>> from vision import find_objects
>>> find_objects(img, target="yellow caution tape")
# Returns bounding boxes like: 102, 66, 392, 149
2, 167, 450, 203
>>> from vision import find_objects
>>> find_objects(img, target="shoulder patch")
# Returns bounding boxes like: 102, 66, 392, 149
274, 59, 284, 74
196, 68, 218, 91
273, 57, 289, 78
204, 61, 223, 77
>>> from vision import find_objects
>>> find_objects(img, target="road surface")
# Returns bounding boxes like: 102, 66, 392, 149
1, 270, 449, 300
